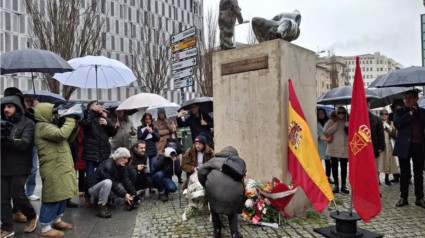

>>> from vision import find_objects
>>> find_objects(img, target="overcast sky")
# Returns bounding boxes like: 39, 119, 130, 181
204, 0, 424, 68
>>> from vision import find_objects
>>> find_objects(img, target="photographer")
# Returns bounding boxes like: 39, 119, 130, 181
87, 148, 137, 218
81, 101, 117, 207
33, 103, 79, 237
1, 95, 38, 237
152, 146, 181, 202
128, 141, 151, 191
394, 90, 425, 208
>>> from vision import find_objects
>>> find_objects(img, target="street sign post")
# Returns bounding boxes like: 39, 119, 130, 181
171, 26, 196, 44
171, 36, 196, 53
171, 48, 198, 63
174, 77, 194, 89
172, 67, 194, 80
172, 57, 197, 71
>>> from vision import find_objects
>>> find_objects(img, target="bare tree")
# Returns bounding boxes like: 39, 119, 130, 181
194, 8, 218, 97
131, 14, 171, 94
25, 0, 105, 100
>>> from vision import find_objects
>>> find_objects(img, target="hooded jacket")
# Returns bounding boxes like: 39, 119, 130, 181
197, 146, 245, 215
1, 95, 35, 176
34, 103, 78, 202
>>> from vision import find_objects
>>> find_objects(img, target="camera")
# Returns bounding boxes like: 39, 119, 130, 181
1, 119, 15, 138
53, 103, 85, 119
126, 194, 142, 211
170, 151, 177, 157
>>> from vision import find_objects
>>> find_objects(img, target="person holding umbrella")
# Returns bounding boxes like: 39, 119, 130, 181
177, 104, 214, 149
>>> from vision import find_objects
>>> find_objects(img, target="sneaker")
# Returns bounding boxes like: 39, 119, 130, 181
1, 230, 15, 238
52, 221, 73, 230
39, 228, 65, 237
27, 195, 40, 201
24, 215, 38, 233
12, 211, 27, 223
97, 204, 112, 218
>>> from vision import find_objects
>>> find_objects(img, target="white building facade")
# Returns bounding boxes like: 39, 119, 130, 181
0, 0, 204, 103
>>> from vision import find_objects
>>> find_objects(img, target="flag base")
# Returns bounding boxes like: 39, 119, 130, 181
313, 211, 383, 238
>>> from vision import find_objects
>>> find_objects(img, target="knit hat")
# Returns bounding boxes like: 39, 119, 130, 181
195, 134, 206, 146
111, 147, 131, 160
164, 147, 177, 158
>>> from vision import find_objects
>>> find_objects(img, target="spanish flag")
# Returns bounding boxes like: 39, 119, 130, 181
348, 57, 381, 222
288, 79, 334, 212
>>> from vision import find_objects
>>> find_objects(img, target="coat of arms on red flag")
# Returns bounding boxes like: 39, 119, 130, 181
349, 125, 371, 155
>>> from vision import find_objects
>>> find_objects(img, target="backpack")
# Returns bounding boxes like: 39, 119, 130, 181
221, 155, 246, 181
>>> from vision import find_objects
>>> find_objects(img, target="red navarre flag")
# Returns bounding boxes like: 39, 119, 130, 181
348, 57, 381, 222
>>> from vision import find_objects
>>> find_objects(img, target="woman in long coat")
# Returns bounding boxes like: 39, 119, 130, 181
34, 103, 79, 237
377, 109, 399, 185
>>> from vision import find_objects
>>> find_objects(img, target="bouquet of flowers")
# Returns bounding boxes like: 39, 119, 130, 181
242, 177, 297, 226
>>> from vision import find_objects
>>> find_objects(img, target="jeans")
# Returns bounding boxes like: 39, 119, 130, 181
88, 179, 112, 205
39, 200, 67, 225
152, 171, 177, 194
148, 155, 157, 174
1, 175, 37, 231
85, 160, 99, 179
25, 146, 38, 196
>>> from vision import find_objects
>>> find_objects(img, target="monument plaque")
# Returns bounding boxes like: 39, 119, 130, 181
221, 56, 268, 76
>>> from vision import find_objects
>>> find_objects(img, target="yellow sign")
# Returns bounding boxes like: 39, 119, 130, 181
171, 37, 196, 53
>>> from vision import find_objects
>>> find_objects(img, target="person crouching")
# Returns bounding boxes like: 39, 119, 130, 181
152, 147, 180, 202
87, 147, 137, 218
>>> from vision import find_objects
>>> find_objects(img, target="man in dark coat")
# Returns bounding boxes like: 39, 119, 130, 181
393, 90, 425, 208
1, 95, 38, 237
198, 146, 245, 238
128, 141, 151, 191
152, 147, 181, 202
81, 101, 117, 207
177, 104, 214, 149
87, 147, 136, 218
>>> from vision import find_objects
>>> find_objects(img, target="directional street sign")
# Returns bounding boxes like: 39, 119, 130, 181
172, 57, 197, 71
171, 48, 198, 63
172, 67, 194, 80
171, 36, 196, 53
174, 77, 194, 89
171, 26, 196, 44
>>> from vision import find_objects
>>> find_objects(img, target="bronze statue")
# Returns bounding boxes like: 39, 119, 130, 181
218, 0, 243, 50
252, 10, 301, 43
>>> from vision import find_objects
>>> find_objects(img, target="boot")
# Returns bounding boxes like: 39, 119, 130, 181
332, 185, 339, 193
231, 231, 243, 238
213, 227, 221, 238
341, 185, 350, 194
13, 211, 27, 223
97, 204, 112, 218
385, 174, 391, 186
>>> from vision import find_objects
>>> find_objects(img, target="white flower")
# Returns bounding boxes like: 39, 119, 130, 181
262, 208, 267, 214
245, 199, 254, 208
264, 198, 271, 205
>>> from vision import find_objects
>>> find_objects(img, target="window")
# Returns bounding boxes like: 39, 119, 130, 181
116, 19, 119, 34
19, 15, 25, 34
111, 2, 114, 16
5, 12, 11, 31
111, 35, 115, 50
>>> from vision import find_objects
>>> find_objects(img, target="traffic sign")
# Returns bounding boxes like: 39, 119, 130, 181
172, 57, 197, 71
174, 77, 194, 89
171, 36, 196, 53
171, 48, 198, 63
172, 67, 194, 80
171, 26, 196, 44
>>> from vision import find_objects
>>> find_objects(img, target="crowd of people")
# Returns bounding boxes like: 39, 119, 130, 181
1, 86, 248, 238
318, 90, 425, 209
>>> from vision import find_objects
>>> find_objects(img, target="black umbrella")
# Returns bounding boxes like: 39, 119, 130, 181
103, 101, 138, 115
22, 90, 66, 104
369, 66, 425, 88
179, 97, 213, 113
0, 49, 73, 95
368, 87, 421, 109
317, 86, 380, 105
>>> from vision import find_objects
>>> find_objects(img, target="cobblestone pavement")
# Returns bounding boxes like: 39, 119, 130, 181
132, 175, 425, 238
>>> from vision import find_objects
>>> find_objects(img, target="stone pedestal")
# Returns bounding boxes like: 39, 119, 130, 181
212, 39, 317, 215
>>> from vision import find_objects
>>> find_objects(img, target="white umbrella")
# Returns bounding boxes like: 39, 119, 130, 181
146, 102, 180, 119
53, 55, 136, 100
117, 93, 169, 110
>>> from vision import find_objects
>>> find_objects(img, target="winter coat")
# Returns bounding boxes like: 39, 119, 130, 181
110, 117, 136, 150
129, 144, 149, 173
377, 121, 398, 174
87, 158, 136, 198
153, 154, 182, 178
153, 118, 176, 155
182, 144, 214, 176
393, 105, 425, 158
34, 103, 79, 203
137, 125, 160, 157
369, 112, 385, 158
1, 96, 35, 176
317, 121, 329, 161
81, 110, 117, 163
177, 111, 214, 148
197, 146, 245, 215
323, 113, 348, 158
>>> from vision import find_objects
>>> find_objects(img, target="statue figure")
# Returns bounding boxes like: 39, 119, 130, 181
252, 10, 301, 43
218, 0, 244, 50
